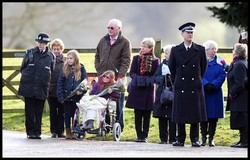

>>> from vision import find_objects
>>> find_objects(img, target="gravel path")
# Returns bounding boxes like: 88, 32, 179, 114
2, 130, 248, 158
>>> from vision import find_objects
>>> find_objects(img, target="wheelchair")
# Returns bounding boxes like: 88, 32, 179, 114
72, 97, 122, 141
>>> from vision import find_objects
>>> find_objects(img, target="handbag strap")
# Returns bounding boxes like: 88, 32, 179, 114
165, 74, 173, 88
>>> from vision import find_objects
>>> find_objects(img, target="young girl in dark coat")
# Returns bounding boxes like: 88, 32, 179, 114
57, 49, 87, 139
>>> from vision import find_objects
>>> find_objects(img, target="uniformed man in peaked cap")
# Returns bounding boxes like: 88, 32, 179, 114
168, 22, 207, 147
18, 32, 55, 139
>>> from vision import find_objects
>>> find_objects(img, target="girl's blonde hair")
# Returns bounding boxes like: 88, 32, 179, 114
63, 50, 81, 81
50, 38, 65, 51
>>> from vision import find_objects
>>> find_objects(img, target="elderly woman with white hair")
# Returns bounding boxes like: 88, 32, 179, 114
200, 40, 227, 147
153, 44, 177, 144
226, 43, 248, 148
126, 37, 160, 143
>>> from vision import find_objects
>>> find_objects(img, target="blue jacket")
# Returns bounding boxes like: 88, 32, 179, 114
57, 64, 87, 103
202, 56, 226, 118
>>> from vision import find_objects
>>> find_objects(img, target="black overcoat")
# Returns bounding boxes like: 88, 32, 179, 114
18, 46, 55, 100
226, 58, 248, 112
168, 42, 207, 123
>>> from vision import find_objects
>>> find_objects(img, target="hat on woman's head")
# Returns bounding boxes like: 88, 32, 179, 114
35, 32, 50, 43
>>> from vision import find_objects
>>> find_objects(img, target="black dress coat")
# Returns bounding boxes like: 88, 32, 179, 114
152, 59, 173, 118
168, 42, 207, 124
226, 58, 248, 129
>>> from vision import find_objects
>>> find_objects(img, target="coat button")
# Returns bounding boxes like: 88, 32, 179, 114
192, 91, 194, 93
183, 65, 185, 67
192, 78, 194, 80
193, 65, 195, 67
182, 77, 184, 80
181, 90, 184, 93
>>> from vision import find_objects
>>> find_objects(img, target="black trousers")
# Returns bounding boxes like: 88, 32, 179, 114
134, 109, 151, 139
48, 97, 64, 134
24, 97, 45, 136
239, 127, 248, 144
200, 118, 218, 139
159, 117, 177, 143
177, 123, 199, 143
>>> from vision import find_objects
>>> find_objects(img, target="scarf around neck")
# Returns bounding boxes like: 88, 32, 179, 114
139, 50, 154, 75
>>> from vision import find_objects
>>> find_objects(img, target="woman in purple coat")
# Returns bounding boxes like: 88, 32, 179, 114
126, 37, 160, 143
201, 40, 226, 147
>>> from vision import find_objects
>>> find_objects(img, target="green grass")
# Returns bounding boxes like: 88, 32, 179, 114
3, 52, 239, 146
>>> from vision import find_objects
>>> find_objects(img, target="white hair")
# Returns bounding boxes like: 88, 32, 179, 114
163, 44, 175, 53
203, 40, 218, 51
108, 18, 122, 29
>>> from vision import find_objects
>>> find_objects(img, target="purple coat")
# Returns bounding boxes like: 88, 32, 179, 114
90, 80, 120, 100
125, 55, 160, 111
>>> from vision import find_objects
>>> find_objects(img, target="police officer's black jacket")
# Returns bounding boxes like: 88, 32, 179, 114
18, 46, 55, 100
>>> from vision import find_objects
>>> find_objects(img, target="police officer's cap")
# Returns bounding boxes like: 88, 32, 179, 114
35, 32, 51, 43
179, 22, 195, 32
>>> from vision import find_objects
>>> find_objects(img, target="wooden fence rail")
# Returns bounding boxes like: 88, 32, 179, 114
2, 40, 232, 113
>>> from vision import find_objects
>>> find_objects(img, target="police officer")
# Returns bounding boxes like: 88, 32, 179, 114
168, 22, 207, 147
18, 32, 55, 139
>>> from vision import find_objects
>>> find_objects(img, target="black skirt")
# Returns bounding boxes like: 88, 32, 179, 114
230, 111, 248, 129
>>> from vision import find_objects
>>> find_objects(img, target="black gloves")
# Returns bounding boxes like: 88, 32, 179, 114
205, 83, 216, 93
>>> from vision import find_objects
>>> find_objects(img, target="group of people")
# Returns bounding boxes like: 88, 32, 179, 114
18, 19, 248, 148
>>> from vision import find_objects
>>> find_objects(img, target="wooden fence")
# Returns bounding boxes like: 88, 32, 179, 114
2, 40, 233, 113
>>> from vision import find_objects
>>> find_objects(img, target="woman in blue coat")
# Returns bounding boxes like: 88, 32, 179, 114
126, 37, 160, 143
201, 40, 226, 147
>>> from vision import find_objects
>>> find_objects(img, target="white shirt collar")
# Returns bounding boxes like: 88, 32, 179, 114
184, 43, 192, 50
110, 35, 119, 40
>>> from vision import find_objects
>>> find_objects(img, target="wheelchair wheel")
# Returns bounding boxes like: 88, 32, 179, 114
74, 132, 85, 141
112, 123, 121, 141
101, 129, 106, 141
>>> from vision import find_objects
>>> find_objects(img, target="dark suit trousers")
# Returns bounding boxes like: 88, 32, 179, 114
24, 97, 45, 136
134, 109, 151, 139
159, 117, 177, 143
177, 123, 199, 143
48, 97, 65, 134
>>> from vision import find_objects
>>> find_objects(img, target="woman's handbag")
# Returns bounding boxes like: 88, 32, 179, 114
160, 74, 174, 106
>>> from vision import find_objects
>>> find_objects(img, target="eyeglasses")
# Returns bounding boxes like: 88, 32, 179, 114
103, 75, 111, 79
107, 27, 115, 30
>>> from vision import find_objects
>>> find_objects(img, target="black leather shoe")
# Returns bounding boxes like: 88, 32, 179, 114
191, 141, 201, 147
35, 135, 41, 139
58, 133, 66, 138
141, 138, 148, 143
172, 141, 184, 146
230, 141, 241, 147
27, 134, 36, 139
51, 133, 57, 138
209, 140, 215, 147
135, 138, 142, 142
159, 141, 167, 144
232, 143, 248, 148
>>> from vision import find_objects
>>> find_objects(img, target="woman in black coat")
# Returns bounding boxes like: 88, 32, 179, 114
18, 32, 55, 139
226, 43, 248, 148
153, 45, 176, 144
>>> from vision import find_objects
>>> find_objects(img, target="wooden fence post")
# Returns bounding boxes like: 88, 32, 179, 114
155, 40, 162, 61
